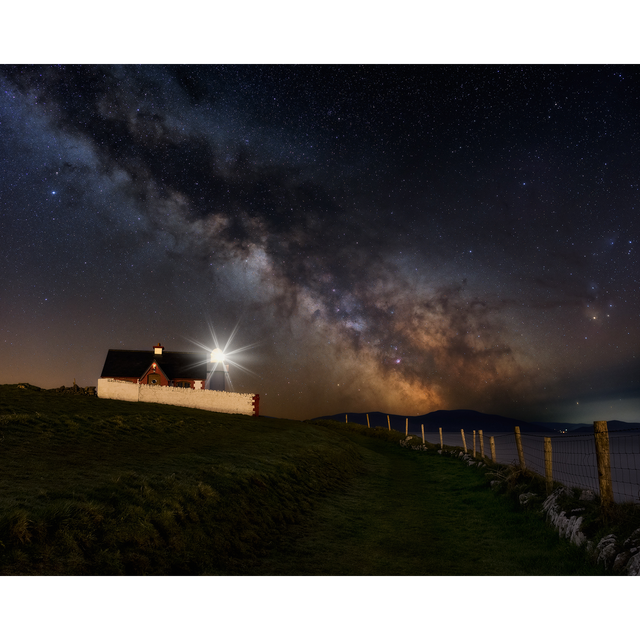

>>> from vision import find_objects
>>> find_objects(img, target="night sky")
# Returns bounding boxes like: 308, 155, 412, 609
1, 64, 639, 423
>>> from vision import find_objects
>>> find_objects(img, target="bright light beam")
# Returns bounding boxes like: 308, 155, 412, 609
183, 319, 263, 389
211, 347, 225, 363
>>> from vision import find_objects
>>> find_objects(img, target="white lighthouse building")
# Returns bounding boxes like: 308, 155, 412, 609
206, 347, 229, 391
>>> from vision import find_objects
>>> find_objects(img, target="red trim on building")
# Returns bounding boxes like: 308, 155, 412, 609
139, 360, 170, 386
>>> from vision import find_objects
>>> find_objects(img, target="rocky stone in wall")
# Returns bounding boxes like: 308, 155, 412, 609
542, 488, 587, 547
519, 492, 537, 505
595, 534, 618, 570
436, 450, 640, 575
541, 490, 640, 575
397, 440, 640, 574
594, 529, 640, 578
399, 437, 429, 452
626, 552, 640, 576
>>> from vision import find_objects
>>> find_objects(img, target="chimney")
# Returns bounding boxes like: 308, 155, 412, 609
153, 343, 164, 355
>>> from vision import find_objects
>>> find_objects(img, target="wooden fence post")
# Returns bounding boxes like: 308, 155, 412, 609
543, 437, 553, 494
406, 418, 408, 437
473, 430, 477, 458
461, 429, 467, 453
366, 414, 370, 428
515, 426, 526, 470
346, 414, 348, 423
421, 424, 425, 444
490, 436, 496, 463
439, 427, 443, 450
594, 421, 614, 511
479, 430, 485, 458
387, 415, 391, 431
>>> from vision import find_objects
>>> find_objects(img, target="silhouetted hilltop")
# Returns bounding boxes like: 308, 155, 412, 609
316, 410, 640, 433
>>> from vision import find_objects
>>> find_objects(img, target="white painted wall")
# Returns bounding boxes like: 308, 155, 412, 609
97, 377, 140, 402
97, 378, 257, 416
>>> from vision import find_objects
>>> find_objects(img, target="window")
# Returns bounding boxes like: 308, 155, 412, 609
148, 374, 161, 385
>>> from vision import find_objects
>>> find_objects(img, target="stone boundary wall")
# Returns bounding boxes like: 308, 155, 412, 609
97, 378, 139, 403
97, 378, 258, 416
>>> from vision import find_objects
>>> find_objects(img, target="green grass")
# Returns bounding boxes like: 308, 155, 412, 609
0, 384, 606, 575
489, 463, 640, 548
248, 425, 606, 575
0, 384, 364, 574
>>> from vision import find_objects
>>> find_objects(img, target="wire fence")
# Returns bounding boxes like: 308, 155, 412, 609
433, 426, 640, 504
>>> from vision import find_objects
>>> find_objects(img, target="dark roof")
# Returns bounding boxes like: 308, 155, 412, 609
100, 349, 208, 380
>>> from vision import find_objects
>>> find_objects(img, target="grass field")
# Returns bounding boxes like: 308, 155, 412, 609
0, 384, 606, 575
248, 422, 606, 575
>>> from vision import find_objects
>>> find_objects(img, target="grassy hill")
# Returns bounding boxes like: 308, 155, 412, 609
0, 383, 374, 574
0, 384, 606, 575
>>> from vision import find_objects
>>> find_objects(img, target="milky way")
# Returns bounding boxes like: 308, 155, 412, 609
1, 65, 639, 422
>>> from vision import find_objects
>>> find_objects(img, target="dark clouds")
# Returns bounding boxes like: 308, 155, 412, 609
1, 64, 639, 422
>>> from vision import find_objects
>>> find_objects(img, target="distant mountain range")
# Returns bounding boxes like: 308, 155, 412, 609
313, 409, 640, 434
